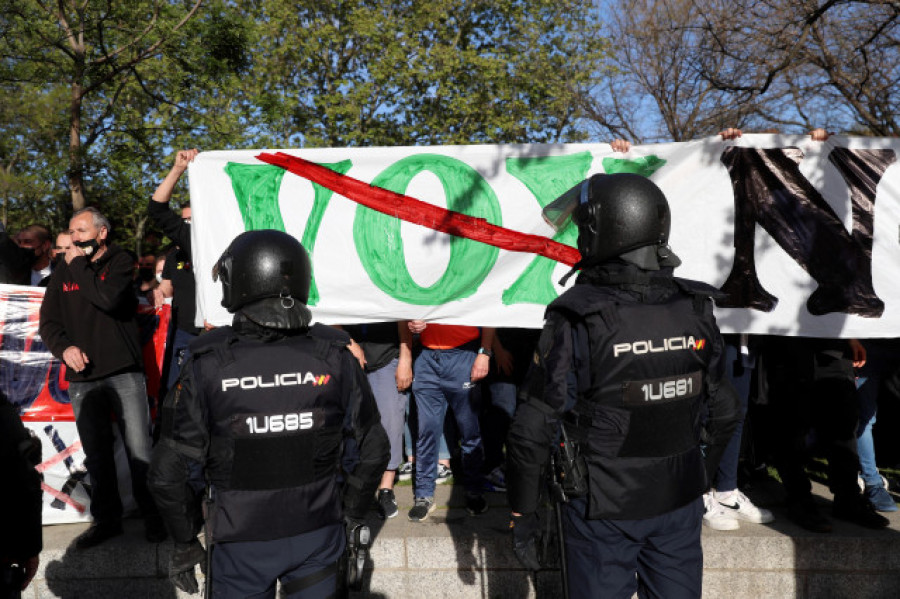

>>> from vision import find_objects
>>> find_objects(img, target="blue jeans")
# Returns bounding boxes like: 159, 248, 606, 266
412, 347, 484, 498
69, 371, 157, 523
716, 343, 752, 492
367, 358, 408, 471
855, 341, 896, 487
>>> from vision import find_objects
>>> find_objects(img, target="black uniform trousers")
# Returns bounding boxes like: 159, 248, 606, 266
211, 522, 344, 599
563, 496, 703, 599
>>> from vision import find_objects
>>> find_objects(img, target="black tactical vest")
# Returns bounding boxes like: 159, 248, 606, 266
553, 279, 720, 520
193, 325, 347, 543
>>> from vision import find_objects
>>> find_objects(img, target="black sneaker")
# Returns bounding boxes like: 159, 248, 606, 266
74, 522, 124, 550
144, 514, 168, 543
833, 494, 890, 529
483, 466, 507, 493
408, 496, 435, 522
466, 493, 488, 516
787, 498, 832, 533
378, 488, 399, 520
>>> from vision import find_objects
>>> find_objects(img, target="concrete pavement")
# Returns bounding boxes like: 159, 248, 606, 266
27, 479, 900, 598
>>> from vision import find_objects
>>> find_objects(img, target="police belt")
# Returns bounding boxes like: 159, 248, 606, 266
280, 562, 338, 595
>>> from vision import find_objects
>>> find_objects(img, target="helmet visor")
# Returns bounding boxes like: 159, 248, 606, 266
541, 179, 590, 231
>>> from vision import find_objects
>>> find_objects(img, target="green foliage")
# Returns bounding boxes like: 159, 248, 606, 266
0, 0, 608, 248
243, 0, 607, 147
0, 82, 70, 233
0, 0, 246, 251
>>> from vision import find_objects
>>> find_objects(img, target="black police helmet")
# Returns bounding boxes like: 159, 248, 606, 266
572, 173, 679, 269
213, 230, 312, 329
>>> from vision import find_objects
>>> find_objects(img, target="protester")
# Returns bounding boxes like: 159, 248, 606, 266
480, 328, 540, 492
855, 338, 899, 512
0, 221, 35, 285
703, 334, 775, 529
752, 128, 890, 533
761, 334, 888, 532
38, 206, 166, 548
149, 230, 389, 596
401, 326, 454, 486
149, 149, 201, 392
339, 322, 413, 519
50, 232, 72, 265
13, 224, 53, 286
136, 252, 158, 296
507, 172, 740, 598
701, 128, 775, 530
407, 321, 494, 521
154, 254, 166, 285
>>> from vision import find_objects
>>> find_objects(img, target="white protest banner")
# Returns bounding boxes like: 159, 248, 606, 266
0, 285, 171, 524
187, 135, 900, 338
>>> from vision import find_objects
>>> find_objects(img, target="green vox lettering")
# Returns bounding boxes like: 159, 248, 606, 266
223, 160, 353, 305
503, 153, 667, 305
353, 154, 502, 305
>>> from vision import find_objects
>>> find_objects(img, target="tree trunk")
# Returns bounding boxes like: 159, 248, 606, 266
133, 215, 148, 256
69, 79, 86, 212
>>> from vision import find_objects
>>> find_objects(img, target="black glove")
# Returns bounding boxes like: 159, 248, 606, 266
510, 512, 542, 571
169, 539, 206, 594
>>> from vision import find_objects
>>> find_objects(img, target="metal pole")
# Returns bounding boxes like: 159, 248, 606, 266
555, 500, 570, 599
204, 485, 214, 599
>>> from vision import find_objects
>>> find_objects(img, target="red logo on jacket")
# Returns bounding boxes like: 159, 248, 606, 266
62, 282, 80, 292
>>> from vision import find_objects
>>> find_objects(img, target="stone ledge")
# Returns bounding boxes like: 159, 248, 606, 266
31, 481, 900, 599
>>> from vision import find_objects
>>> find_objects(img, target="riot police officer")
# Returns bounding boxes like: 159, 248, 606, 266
506, 173, 740, 598
148, 230, 389, 598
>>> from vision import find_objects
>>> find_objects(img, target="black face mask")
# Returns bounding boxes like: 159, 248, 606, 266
138, 267, 155, 282
73, 239, 100, 256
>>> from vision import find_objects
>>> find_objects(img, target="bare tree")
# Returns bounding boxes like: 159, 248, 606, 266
694, 0, 900, 135
586, 0, 762, 143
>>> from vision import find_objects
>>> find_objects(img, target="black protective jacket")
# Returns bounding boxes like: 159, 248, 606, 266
507, 263, 740, 520
148, 320, 389, 544
0, 394, 42, 563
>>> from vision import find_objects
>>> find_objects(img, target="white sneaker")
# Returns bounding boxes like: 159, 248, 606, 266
435, 463, 453, 484
715, 489, 774, 524
857, 473, 890, 492
397, 461, 413, 481
703, 491, 740, 530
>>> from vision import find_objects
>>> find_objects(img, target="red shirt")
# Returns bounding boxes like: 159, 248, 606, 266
419, 324, 480, 350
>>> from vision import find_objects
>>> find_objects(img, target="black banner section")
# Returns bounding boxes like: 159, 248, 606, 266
717, 146, 896, 317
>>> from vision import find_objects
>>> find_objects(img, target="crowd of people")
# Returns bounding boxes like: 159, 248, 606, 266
1, 134, 898, 598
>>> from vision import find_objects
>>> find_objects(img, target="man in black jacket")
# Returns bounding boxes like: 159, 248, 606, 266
0, 221, 36, 285
149, 230, 389, 597
39, 207, 165, 549
13, 225, 53, 286
507, 174, 740, 599
148, 149, 202, 393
